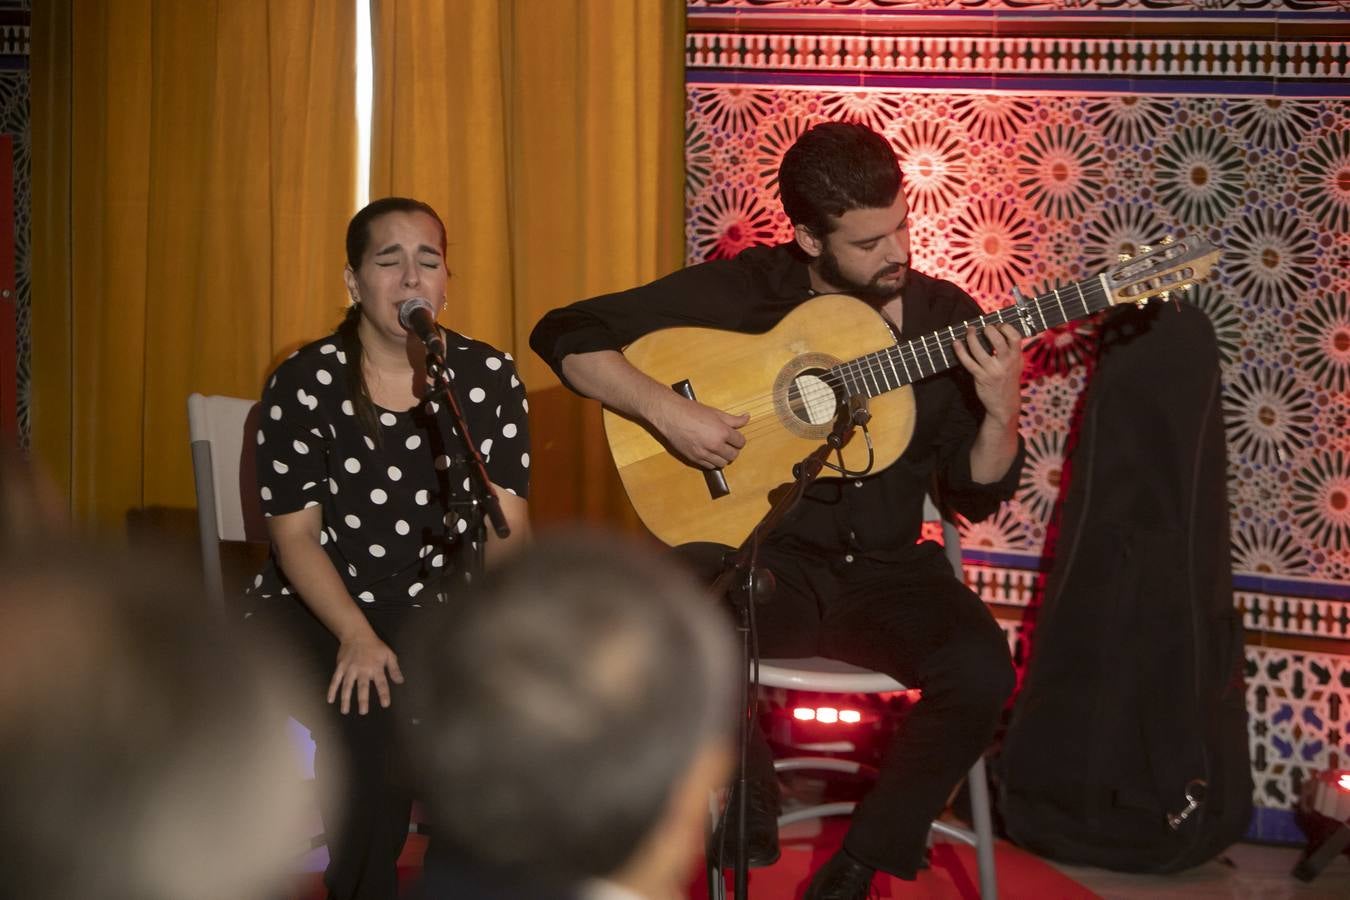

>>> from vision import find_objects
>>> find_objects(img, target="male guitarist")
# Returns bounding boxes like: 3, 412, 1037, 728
530, 122, 1025, 900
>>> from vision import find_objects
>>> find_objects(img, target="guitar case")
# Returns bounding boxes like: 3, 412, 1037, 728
998, 299, 1252, 872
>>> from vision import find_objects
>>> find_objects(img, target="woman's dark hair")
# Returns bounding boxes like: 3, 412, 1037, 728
778, 122, 902, 237
338, 197, 449, 439
345, 196, 446, 269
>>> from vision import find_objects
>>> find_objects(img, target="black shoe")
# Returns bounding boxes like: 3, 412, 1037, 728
713, 776, 780, 868
804, 849, 877, 900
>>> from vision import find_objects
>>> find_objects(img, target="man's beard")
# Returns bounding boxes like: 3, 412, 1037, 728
817, 246, 907, 305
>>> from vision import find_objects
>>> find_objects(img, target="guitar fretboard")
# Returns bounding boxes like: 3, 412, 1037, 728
827, 275, 1112, 399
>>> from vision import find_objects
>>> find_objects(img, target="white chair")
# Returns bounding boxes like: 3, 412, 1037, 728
757, 496, 999, 898
188, 391, 432, 852
188, 392, 328, 843
187, 393, 268, 612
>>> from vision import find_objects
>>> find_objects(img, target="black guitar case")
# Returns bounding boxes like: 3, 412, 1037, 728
998, 299, 1252, 872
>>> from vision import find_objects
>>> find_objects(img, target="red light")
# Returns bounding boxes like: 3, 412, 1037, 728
789, 705, 864, 725
1338, 774, 1350, 792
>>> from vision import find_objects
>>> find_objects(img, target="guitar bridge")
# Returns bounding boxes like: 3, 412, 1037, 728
671, 379, 731, 500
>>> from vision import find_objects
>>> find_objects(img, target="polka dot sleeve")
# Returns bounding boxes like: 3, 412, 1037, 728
254, 356, 330, 517
454, 343, 531, 500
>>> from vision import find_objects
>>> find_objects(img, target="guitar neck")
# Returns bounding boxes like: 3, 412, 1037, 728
835, 273, 1113, 398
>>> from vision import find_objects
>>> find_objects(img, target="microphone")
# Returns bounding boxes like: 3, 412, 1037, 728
398, 297, 445, 359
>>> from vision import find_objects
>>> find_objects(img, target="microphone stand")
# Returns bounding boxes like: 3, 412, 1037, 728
420, 340, 510, 581
709, 404, 870, 899
405, 334, 511, 871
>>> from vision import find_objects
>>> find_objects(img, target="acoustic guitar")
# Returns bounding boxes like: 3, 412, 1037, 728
603, 236, 1221, 547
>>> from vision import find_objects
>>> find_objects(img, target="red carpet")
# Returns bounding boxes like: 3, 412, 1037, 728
286, 821, 1098, 898
690, 818, 1099, 900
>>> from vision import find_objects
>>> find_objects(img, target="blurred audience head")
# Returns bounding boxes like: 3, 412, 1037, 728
405, 532, 736, 898
0, 545, 311, 900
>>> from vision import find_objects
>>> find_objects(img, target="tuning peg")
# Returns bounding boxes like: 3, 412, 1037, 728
1180, 283, 1192, 293
1161, 235, 1175, 245
1135, 298, 1149, 309
1139, 244, 1153, 254
1118, 252, 1132, 262
1159, 290, 1172, 301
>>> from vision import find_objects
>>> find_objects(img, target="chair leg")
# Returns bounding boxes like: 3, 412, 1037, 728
967, 755, 998, 899
706, 791, 726, 900
706, 853, 726, 900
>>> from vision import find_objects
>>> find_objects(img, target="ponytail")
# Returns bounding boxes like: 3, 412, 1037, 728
337, 302, 381, 444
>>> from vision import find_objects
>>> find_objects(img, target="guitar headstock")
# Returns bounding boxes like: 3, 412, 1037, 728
1105, 235, 1221, 307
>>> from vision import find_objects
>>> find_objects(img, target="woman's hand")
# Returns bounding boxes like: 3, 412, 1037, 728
328, 633, 405, 715
267, 510, 406, 715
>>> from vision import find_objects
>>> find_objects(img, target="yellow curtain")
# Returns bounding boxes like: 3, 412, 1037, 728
370, 0, 514, 350
372, 0, 686, 530
32, 1, 356, 530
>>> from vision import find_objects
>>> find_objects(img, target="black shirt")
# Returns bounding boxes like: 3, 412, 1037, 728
530, 242, 1022, 562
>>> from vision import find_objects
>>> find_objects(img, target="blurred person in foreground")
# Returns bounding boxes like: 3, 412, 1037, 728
0, 546, 312, 900
403, 534, 738, 900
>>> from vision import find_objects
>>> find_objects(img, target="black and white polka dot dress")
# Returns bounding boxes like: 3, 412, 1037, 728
245, 330, 530, 614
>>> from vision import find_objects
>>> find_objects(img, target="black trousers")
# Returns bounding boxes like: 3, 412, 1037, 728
680, 540, 1014, 880
253, 602, 419, 900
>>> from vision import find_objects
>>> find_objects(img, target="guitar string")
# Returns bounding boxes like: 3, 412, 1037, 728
727, 283, 1103, 421
711, 293, 1103, 441
664, 258, 1198, 448
824, 282, 1106, 398
725, 313, 1092, 437
704, 282, 1110, 441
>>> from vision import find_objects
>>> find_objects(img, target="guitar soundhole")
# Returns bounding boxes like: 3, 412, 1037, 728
787, 368, 841, 426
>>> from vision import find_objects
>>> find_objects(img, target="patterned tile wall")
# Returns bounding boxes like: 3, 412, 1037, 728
685, 2, 1350, 825
3, 2, 27, 448
686, 85, 1350, 586
690, 1, 1348, 10
5, 68, 28, 447
985, 590, 1350, 826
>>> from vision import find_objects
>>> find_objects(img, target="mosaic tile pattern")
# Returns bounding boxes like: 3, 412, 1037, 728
687, 33, 1350, 84
685, 0, 1350, 822
973, 572, 1350, 814
690, 0, 1349, 11
1, 70, 24, 448
685, 86, 1350, 592
972, 563, 1350, 643
966, 563, 1042, 609
1, 2, 28, 448
1246, 645, 1350, 811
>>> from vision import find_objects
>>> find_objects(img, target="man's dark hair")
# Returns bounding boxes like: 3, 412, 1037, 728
778, 121, 902, 236
403, 534, 735, 885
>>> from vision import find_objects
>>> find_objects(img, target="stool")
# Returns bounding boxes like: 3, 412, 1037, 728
759, 655, 998, 899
